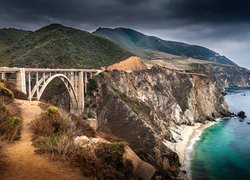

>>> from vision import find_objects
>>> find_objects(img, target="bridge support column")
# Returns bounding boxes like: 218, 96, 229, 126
16, 68, 27, 94
28, 72, 32, 100
1, 72, 7, 81
77, 71, 85, 114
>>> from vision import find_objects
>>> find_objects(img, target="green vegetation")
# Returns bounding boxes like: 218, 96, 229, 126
0, 28, 30, 53
94, 27, 237, 66
88, 78, 98, 95
96, 142, 125, 168
0, 83, 22, 141
0, 24, 132, 68
0, 82, 14, 99
112, 87, 143, 113
31, 105, 134, 179
30, 106, 68, 139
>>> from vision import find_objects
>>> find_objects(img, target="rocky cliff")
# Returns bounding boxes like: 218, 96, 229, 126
189, 63, 250, 87
86, 65, 228, 178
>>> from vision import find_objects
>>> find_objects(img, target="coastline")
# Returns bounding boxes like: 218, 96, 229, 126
177, 121, 215, 165
163, 121, 216, 176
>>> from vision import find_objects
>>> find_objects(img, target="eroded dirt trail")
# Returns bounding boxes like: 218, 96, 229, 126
1, 100, 87, 180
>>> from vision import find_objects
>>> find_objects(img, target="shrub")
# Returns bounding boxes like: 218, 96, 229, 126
33, 134, 77, 158
6, 116, 21, 128
95, 143, 134, 179
95, 142, 125, 169
0, 82, 14, 99
0, 80, 27, 100
70, 147, 101, 177
0, 102, 22, 141
47, 106, 59, 114
30, 106, 134, 179
96, 164, 125, 180
71, 115, 96, 137
88, 79, 98, 95
30, 106, 68, 139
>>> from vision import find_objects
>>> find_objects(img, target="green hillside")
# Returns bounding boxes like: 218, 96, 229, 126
93, 27, 237, 66
0, 24, 132, 68
0, 28, 30, 52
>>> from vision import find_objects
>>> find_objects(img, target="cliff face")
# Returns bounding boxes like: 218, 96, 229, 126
190, 63, 250, 87
86, 66, 228, 178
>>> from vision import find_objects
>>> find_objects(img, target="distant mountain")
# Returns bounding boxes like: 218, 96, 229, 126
94, 27, 237, 66
0, 28, 30, 52
0, 24, 132, 68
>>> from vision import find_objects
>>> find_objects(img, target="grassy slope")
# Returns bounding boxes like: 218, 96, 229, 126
0, 28, 30, 53
93, 27, 237, 66
0, 24, 132, 68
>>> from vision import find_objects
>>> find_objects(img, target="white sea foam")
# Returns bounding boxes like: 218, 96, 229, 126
181, 121, 219, 179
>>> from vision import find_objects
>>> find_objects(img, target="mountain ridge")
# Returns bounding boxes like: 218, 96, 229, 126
0, 24, 132, 68
0, 28, 31, 53
93, 27, 238, 66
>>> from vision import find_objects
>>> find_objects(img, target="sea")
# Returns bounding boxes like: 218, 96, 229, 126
188, 87, 250, 180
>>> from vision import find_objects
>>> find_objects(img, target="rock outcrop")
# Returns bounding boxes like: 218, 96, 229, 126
86, 65, 228, 178
73, 136, 156, 179
190, 63, 250, 87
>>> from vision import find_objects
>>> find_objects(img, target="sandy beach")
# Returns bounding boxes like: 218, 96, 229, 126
163, 121, 216, 165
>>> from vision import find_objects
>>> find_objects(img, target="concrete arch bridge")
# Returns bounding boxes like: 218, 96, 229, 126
0, 67, 101, 114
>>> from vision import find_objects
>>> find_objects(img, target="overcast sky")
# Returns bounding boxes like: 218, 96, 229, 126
0, 0, 249, 68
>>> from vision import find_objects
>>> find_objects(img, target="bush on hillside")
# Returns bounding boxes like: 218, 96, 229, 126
88, 79, 98, 95
0, 80, 27, 100
71, 114, 96, 137
0, 82, 14, 99
30, 105, 68, 139
30, 105, 134, 179
33, 134, 77, 159
71, 144, 134, 179
0, 102, 22, 141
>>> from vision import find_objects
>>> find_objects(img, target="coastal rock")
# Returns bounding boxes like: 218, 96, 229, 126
86, 65, 228, 178
190, 63, 250, 87
74, 136, 156, 179
238, 111, 247, 118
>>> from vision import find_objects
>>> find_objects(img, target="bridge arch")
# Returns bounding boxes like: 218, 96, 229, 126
36, 74, 78, 111
0, 67, 101, 114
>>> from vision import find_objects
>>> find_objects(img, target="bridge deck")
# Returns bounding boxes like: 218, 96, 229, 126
0, 67, 101, 73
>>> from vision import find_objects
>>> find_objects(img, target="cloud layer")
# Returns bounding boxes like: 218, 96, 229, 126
0, 0, 249, 67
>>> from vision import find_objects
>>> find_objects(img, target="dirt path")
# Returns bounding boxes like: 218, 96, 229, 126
1, 100, 87, 180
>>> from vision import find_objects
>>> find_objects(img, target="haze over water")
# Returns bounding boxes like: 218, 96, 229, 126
191, 87, 250, 180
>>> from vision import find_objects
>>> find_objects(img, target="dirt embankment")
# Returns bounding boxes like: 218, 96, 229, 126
1, 100, 88, 180
105, 56, 147, 71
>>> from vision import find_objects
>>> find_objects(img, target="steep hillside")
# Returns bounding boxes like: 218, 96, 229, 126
94, 27, 237, 66
148, 59, 250, 87
0, 28, 30, 52
0, 24, 132, 68
106, 56, 147, 71
86, 66, 229, 178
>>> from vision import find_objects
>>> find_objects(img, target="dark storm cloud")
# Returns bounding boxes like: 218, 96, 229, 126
0, 0, 249, 67
0, 0, 249, 29
164, 0, 250, 24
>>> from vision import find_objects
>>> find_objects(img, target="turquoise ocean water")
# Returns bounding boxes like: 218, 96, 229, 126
190, 87, 250, 180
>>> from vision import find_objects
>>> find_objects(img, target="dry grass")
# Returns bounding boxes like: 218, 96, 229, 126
70, 114, 96, 137
30, 106, 134, 179
0, 82, 22, 141
0, 80, 27, 100
30, 106, 68, 139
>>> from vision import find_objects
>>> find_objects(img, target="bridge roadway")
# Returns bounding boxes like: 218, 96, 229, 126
0, 67, 102, 114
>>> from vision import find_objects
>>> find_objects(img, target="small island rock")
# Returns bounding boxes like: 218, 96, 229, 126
238, 111, 247, 118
